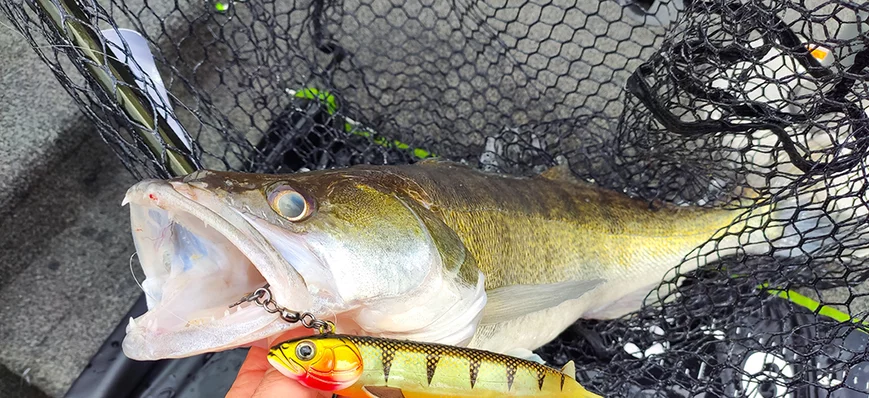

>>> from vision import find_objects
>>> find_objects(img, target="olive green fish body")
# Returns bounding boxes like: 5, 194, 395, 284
307, 161, 760, 352
123, 160, 773, 360
371, 160, 746, 288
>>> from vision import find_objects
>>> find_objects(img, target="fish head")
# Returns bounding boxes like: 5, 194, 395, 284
268, 336, 364, 391
122, 168, 466, 360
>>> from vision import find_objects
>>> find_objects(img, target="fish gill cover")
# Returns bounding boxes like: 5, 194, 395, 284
3, 0, 869, 396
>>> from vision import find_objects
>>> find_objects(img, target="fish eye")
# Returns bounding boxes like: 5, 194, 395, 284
295, 341, 316, 361
268, 185, 311, 221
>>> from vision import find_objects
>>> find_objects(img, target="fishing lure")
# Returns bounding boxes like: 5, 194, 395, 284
268, 334, 602, 397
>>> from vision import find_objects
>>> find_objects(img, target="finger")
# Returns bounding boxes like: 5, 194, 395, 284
226, 328, 327, 398
225, 346, 271, 398
253, 329, 330, 398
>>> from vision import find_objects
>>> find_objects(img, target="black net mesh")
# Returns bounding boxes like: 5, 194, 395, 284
4, 0, 869, 396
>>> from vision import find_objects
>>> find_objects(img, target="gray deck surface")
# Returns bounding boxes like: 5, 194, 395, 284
0, 11, 141, 396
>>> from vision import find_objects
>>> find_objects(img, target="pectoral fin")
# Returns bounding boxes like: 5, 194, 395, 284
363, 386, 406, 398
480, 279, 606, 325
402, 198, 479, 287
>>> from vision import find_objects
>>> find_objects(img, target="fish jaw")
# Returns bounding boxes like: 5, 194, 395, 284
121, 179, 318, 360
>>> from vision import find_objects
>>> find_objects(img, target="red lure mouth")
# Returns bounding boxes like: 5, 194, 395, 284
306, 367, 364, 391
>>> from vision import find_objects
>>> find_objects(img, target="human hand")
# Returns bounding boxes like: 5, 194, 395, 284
225, 330, 333, 398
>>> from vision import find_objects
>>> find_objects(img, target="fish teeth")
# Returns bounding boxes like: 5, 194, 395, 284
129, 317, 137, 328
121, 195, 130, 207
224, 309, 231, 318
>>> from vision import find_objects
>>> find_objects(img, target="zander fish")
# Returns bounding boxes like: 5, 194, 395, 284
267, 333, 602, 397
121, 159, 792, 361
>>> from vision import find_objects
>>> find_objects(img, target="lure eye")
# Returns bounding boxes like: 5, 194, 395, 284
295, 341, 316, 361
268, 185, 312, 221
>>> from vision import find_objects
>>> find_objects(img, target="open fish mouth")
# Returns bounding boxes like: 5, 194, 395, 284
121, 179, 313, 360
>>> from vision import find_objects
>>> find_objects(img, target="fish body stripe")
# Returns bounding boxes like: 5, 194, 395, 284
381, 344, 395, 383
505, 360, 518, 391
536, 367, 545, 391
468, 357, 480, 388
425, 350, 440, 385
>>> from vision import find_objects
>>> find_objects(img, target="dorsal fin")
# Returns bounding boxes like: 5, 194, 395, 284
416, 158, 474, 169
538, 156, 577, 182
561, 360, 576, 380
416, 157, 446, 166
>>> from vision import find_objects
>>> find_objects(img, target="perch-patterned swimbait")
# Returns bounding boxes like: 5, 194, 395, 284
268, 334, 602, 397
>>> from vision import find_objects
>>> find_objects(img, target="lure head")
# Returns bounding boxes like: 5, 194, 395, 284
268, 336, 364, 391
